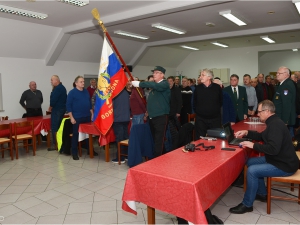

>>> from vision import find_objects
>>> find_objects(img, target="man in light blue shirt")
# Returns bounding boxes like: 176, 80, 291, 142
244, 74, 258, 116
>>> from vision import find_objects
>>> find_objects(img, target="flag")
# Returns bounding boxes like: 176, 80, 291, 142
93, 37, 128, 135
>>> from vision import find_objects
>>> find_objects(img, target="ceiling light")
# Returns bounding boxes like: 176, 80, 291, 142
58, 0, 89, 7
181, 45, 199, 51
151, 23, 186, 34
293, 0, 300, 14
260, 35, 275, 43
0, 4, 47, 19
219, 10, 246, 26
292, 49, 298, 51
114, 30, 149, 40
211, 42, 229, 48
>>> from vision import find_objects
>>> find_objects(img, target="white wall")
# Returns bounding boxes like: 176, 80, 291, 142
132, 65, 177, 80
176, 42, 300, 85
0, 57, 99, 119
259, 50, 300, 75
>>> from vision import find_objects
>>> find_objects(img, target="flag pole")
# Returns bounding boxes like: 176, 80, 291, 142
91, 8, 146, 105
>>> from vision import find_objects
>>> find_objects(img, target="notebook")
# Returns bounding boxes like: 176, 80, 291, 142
222, 122, 250, 146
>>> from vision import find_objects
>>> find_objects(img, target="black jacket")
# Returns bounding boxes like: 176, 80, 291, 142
246, 114, 299, 173
169, 85, 182, 117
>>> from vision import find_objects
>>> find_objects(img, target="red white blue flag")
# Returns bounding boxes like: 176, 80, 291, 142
93, 37, 128, 135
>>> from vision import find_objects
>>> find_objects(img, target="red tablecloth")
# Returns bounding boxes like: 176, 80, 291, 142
122, 121, 267, 224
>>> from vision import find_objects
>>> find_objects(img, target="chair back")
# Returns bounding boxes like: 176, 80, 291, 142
187, 113, 196, 122
1, 116, 8, 121
14, 121, 34, 136
0, 123, 12, 138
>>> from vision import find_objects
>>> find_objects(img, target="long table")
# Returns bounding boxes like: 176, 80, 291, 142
122, 121, 266, 224
0, 115, 51, 148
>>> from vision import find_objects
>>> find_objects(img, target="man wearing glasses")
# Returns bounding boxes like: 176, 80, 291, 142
229, 100, 299, 214
272, 66, 296, 135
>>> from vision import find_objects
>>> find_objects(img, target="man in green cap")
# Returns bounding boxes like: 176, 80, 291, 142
132, 66, 170, 157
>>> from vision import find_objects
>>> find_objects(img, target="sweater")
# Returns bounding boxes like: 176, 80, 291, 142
130, 87, 146, 115
19, 89, 43, 108
247, 114, 299, 173
139, 80, 170, 118
181, 86, 193, 113
193, 83, 223, 119
50, 83, 67, 111
113, 88, 130, 122
66, 88, 91, 118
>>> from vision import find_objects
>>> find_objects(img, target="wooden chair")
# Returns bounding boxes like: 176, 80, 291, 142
187, 113, 196, 140
12, 121, 36, 159
118, 140, 129, 165
1, 116, 8, 121
267, 169, 300, 214
0, 123, 13, 160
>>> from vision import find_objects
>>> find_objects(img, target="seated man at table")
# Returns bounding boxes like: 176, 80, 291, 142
229, 100, 299, 214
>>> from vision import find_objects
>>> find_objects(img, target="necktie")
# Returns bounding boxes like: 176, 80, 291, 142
233, 87, 237, 101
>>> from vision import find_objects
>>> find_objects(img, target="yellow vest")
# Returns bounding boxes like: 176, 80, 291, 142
56, 118, 70, 152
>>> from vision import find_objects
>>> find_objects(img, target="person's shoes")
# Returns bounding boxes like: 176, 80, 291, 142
125, 157, 128, 161
47, 147, 57, 151
72, 155, 79, 160
229, 203, 253, 214
255, 194, 267, 202
87, 150, 98, 156
112, 158, 125, 164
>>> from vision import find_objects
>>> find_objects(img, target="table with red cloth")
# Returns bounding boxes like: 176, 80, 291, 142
122, 121, 266, 224
78, 122, 116, 161
0, 115, 51, 148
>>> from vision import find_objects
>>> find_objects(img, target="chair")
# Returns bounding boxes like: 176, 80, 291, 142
0, 123, 13, 160
12, 121, 36, 159
118, 139, 129, 165
1, 116, 8, 121
267, 169, 300, 214
187, 113, 196, 140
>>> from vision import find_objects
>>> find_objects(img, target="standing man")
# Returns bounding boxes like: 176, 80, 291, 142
224, 74, 248, 122
132, 66, 170, 157
265, 75, 275, 100
193, 69, 222, 139
20, 81, 43, 117
174, 76, 181, 88
167, 76, 182, 129
256, 73, 266, 103
243, 74, 257, 116
47, 75, 67, 151
87, 79, 97, 98
229, 100, 299, 214
180, 77, 193, 125
273, 66, 296, 132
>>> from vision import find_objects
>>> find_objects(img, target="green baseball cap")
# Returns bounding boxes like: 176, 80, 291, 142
151, 66, 166, 74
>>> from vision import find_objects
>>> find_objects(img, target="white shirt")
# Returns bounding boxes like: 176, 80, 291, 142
231, 86, 239, 99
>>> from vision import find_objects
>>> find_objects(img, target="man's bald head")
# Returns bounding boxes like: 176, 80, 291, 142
51, 75, 60, 87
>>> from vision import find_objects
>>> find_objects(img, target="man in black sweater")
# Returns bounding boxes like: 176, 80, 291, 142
167, 76, 182, 129
230, 100, 299, 214
193, 69, 223, 140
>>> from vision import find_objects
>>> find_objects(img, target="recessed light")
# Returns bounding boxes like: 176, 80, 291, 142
211, 42, 229, 48
219, 10, 246, 26
260, 35, 275, 43
152, 23, 186, 34
0, 4, 47, 19
58, 0, 89, 7
181, 45, 199, 51
292, 49, 298, 51
114, 30, 149, 40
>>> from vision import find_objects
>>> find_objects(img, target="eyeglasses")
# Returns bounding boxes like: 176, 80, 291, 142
257, 109, 268, 114
276, 72, 286, 75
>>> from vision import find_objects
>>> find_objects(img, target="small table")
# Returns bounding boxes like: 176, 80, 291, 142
78, 122, 115, 161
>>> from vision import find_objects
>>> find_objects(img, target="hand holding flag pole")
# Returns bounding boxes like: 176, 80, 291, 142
91, 8, 146, 105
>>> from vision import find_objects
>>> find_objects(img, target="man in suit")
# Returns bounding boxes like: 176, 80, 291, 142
224, 74, 248, 122
273, 66, 296, 134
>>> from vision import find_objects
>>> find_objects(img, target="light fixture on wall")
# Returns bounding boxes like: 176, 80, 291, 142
114, 30, 149, 40
151, 23, 186, 34
211, 42, 229, 48
292, 49, 298, 51
219, 10, 246, 26
260, 35, 275, 43
0, 4, 47, 19
293, 0, 300, 14
58, 0, 89, 7
181, 45, 199, 51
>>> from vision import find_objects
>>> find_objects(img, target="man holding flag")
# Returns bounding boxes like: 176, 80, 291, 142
132, 66, 170, 157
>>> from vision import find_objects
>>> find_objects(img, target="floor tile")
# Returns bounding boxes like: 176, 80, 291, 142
0, 193, 21, 203
1, 211, 35, 224
24, 202, 57, 217
91, 211, 118, 224
47, 194, 76, 208
13, 196, 43, 210
0, 204, 22, 217
24, 184, 47, 193
71, 177, 95, 187
37, 214, 65, 224
118, 208, 145, 223
92, 200, 116, 212
54, 183, 79, 194
64, 212, 92, 224
11, 178, 34, 186
96, 186, 123, 197
2, 185, 27, 194
67, 202, 93, 214
45, 204, 69, 216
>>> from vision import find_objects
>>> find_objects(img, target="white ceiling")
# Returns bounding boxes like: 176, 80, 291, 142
0, 0, 299, 67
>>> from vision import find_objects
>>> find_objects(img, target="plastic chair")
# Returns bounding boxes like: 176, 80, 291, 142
0, 123, 13, 160
12, 121, 36, 159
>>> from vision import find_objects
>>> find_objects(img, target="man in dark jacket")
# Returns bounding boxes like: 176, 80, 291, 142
132, 66, 170, 157
229, 100, 299, 214
167, 76, 182, 129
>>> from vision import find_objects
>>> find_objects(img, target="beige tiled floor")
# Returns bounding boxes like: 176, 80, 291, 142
0, 142, 300, 224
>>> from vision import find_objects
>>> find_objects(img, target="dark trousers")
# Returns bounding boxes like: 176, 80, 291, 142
26, 108, 43, 117
149, 115, 168, 157
112, 122, 129, 160
195, 114, 221, 140
180, 108, 190, 126
71, 116, 90, 156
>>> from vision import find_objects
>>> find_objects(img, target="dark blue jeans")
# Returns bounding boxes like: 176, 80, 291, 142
113, 122, 129, 160
242, 156, 295, 207
71, 116, 90, 156
51, 108, 66, 146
